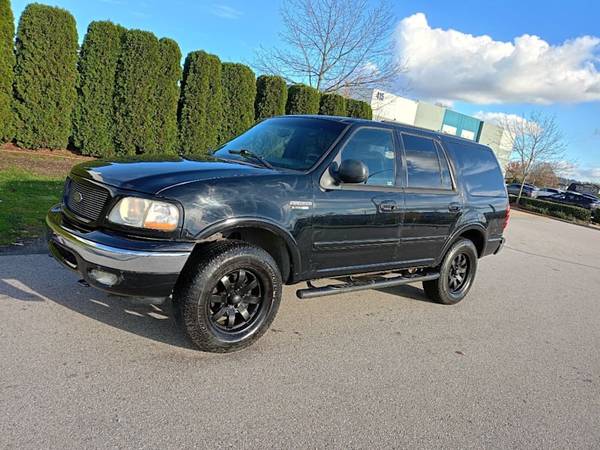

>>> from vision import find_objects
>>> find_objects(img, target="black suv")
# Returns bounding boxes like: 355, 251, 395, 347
47, 116, 509, 352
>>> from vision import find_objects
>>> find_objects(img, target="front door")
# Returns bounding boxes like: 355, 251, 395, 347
398, 132, 463, 264
310, 126, 404, 277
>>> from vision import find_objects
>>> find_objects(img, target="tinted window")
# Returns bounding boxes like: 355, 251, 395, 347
339, 128, 396, 186
402, 134, 449, 189
444, 140, 505, 197
214, 117, 346, 170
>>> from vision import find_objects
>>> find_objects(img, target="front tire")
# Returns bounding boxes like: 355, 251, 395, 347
174, 240, 282, 353
423, 238, 478, 305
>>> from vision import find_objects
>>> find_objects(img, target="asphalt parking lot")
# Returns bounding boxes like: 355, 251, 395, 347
1, 210, 599, 449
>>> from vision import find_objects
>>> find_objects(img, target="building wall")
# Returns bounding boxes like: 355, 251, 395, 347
370, 89, 418, 125
478, 122, 512, 168
414, 102, 444, 131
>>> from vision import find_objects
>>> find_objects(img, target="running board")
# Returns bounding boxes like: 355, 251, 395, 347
296, 272, 439, 299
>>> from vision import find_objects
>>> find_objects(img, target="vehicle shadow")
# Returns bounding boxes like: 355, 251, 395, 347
373, 283, 434, 303
0, 255, 195, 350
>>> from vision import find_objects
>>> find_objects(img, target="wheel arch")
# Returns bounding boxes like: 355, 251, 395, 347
193, 218, 301, 283
439, 223, 487, 263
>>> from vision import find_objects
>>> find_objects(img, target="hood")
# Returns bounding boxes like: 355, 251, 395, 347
71, 157, 275, 194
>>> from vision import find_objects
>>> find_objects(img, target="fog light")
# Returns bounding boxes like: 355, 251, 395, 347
88, 269, 119, 287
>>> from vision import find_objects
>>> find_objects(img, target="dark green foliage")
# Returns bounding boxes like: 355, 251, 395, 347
286, 84, 320, 115
154, 38, 182, 154
593, 208, 600, 224
346, 98, 373, 120
0, 0, 14, 142
113, 29, 161, 155
509, 195, 592, 222
178, 50, 223, 155
319, 93, 347, 116
72, 21, 125, 157
254, 75, 287, 121
220, 62, 255, 143
13, 4, 78, 149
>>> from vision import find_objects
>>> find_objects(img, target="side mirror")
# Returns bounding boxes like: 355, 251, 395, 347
331, 159, 368, 184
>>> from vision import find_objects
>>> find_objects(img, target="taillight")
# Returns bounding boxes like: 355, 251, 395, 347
503, 204, 510, 230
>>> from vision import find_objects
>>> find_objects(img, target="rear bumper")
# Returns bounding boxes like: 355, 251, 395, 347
46, 205, 193, 298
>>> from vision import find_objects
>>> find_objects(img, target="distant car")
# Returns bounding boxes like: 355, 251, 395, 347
506, 183, 539, 198
536, 187, 563, 198
567, 182, 600, 197
545, 192, 600, 210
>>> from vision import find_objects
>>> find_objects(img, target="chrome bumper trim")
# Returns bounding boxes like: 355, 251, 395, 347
46, 209, 191, 274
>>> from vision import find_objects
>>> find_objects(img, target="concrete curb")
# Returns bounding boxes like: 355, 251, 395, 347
511, 206, 600, 232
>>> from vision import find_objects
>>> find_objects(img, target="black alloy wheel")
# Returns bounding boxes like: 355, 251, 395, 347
447, 253, 470, 294
208, 269, 263, 332
422, 238, 478, 305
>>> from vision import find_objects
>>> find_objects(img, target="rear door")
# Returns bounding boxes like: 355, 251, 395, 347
310, 125, 404, 276
398, 132, 462, 264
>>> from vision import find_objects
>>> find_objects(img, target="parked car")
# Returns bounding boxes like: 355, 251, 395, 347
545, 191, 600, 210
536, 187, 564, 198
567, 182, 600, 197
506, 183, 539, 198
46, 116, 509, 353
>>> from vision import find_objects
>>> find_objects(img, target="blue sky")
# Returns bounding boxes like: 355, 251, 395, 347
11, 0, 600, 181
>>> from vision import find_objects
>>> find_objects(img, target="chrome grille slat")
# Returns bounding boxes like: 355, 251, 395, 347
66, 179, 110, 221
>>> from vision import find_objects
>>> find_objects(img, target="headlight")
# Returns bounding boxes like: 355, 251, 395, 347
108, 197, 180, 232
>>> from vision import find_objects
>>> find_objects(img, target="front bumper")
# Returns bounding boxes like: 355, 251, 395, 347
46, 205, 193, 298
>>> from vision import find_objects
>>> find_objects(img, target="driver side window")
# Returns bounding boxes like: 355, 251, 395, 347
339, 128, 396, 186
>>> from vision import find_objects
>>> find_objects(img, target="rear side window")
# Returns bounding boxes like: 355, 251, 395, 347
444, 140, 505, 197
402, 134, 452, 190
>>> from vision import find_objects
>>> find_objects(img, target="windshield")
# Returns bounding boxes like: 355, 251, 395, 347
214, 117, 347, 171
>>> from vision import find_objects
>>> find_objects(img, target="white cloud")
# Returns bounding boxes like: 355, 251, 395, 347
560, 163, 600, 183
210, 4, 243, 20
474, 111, 526, 126
395, 13, 600, 104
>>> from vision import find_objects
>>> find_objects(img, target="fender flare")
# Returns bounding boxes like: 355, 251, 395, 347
193, 217, 302, 276
437, 223, 488, 264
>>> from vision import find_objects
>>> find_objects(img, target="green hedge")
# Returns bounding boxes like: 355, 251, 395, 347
220, 62, 255, 143
319, 93, 347, 116
178, 50, 223, 155
346, 98, 372, 120
593, 208, 600, 224
13, 4, 78, 149
286, 84, 320, 115
113, 30, 161, 155
154, 37, 182, 155
254, 75, 287, 121
73, 21, 125, 157
0, 0, 14, 142
509, 195, 591, 222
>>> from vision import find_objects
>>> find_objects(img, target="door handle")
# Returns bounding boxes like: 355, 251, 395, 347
448, 202, 462, 212
378, 200, 397, 213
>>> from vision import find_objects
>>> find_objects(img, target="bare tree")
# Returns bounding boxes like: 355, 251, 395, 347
501, 111, 567, 204
253, 0, 403, 94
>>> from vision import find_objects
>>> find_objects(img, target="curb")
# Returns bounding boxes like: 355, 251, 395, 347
511, 206, 600, 232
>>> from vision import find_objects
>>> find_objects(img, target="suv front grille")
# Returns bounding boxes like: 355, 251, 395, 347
65, 178, 110, 221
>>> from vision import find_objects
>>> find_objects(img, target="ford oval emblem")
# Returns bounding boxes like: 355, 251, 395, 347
73, 192, 83, 203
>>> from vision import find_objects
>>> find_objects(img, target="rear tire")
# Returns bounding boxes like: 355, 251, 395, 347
423, 238, 478, 305
173, 240, 282, 353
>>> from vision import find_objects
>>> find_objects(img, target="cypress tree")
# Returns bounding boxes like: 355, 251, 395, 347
286, 84, 320, 115
220, 62, 255, 143
319, 93, 347, 117
13, 4, 78, 149
72, 21, 125, 157
178, 50, 223, 155
113, 29, 161, 155
254, 75, 287, 121
0, 0, 14, 143
153, 38, 181, 154
346, 98, 373, 120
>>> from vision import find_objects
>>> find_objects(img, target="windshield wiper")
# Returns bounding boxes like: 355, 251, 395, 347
228, 149, 274, 169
